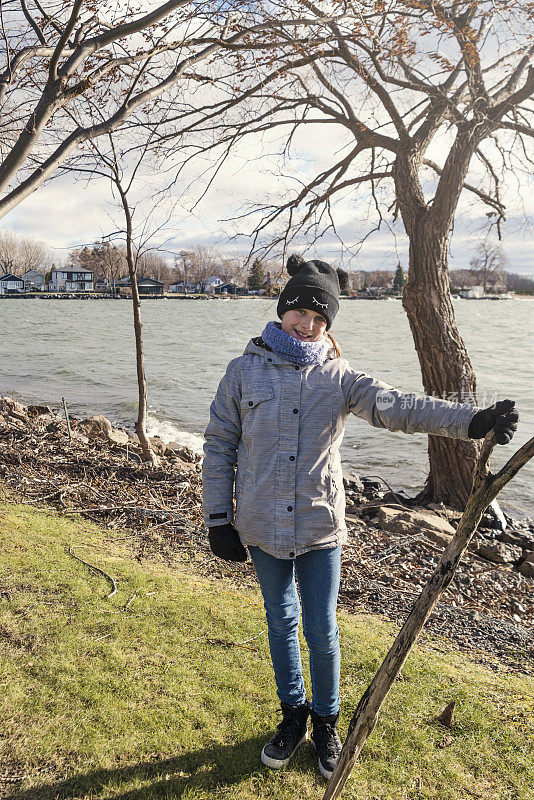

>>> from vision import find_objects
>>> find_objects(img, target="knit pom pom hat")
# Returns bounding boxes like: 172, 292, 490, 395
277, 255, 349, 330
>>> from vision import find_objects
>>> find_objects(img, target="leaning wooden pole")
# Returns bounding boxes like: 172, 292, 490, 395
323, 431, 534, 800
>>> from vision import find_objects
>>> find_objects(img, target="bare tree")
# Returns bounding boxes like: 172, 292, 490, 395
0, 229, 53, 273
70, 241, 127, 290
186, 245, 218, 289
0, 1, 314, 221
505, 272, 534, 292
68, 130, 175, 465
469, 242, 508, 292
325, 428, 534, 799
136, 250, 173, 284
365, 270, 394, 289
158, 0, 534, 507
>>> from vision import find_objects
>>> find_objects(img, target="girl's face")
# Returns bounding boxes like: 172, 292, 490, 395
281, 308, 327, 342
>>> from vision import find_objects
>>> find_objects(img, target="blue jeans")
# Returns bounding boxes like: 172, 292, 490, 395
249, 545, 341, 717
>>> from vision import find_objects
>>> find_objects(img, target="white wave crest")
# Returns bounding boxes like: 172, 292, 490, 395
146, 414, 205, 454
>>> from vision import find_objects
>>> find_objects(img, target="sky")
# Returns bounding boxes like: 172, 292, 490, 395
6, 126, 534, 277
3, 3, 534, 276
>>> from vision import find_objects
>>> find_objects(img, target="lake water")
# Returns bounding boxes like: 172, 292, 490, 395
1, 297, 533, 516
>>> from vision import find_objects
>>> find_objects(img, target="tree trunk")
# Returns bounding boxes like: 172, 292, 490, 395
117, 184, 157, 465
394, 147, 480, 510
402, 220, 480, 508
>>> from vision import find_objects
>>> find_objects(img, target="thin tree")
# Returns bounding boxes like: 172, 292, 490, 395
72, 132, 173, 464
159, 0, 534, 507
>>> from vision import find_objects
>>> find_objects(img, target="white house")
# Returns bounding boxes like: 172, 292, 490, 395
168, 280, 201, 293
0, 273, 25, 294
203, 275, 223, 293
23, 269, 45, 291
48, 268, 94, 292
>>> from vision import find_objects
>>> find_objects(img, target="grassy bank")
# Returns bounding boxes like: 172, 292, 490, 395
0, 503, 532, 800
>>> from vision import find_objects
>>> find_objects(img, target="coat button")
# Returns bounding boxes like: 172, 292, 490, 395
248, 401, 253, 406
267, 358, 273, 362
293, 408, 299, 414
289, 456, 295, 461
294, 365, 299, 370
287, 505, 293, 511
289, 551, 295, 558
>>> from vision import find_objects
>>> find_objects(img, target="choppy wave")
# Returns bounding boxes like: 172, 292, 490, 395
1, 297, 532, 515
146, 414, 204, 454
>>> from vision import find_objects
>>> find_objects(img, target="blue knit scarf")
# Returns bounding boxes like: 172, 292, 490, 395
261, 321, 330, 366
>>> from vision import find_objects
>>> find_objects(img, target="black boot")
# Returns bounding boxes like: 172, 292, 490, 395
310, 708, 342, 779
261, 700, 310, 769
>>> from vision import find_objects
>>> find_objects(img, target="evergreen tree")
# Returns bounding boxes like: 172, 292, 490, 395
248, 258, 265, 291
393, 264, 407, 294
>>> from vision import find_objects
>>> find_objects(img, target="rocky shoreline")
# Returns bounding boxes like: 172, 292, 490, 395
0, 395, 532, 674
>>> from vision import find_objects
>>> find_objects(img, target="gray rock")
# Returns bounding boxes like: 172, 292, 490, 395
489, 499, 507, 531
516, 531, 534, 551
148, 436, 167, 456
166, 441, 196, 462
343, 473, 364, 493
81, 415, 113, 438
480, 500, 507, 531
377, 506, 456, 548
474, 541, 522, 564
518, 552, 534, 579
497, 530, 525, 547
107, 429, 129, 446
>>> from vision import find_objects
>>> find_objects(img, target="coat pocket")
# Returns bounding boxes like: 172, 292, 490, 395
239, 383, 275, 447
240, 383, 274, 410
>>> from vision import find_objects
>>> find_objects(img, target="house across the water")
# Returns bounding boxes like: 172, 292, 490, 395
168, 280, 200, 294
116, 276, 164, 295
48, 268, 94, 292
23, 270, 45, 291
0, 273, 25, 294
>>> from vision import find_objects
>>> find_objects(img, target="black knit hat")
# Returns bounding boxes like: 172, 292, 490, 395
277, 255, 348, 330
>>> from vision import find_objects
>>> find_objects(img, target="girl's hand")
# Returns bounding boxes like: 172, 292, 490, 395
468, 400, 519, 444
208, 524, 248, 562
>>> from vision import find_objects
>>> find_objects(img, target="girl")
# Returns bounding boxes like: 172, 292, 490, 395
202, 255, 518, 779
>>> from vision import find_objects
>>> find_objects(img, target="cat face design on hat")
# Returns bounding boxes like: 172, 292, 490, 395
277, 254, 348, 330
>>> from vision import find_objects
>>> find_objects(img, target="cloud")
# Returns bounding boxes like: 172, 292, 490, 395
3, 129, 534, 276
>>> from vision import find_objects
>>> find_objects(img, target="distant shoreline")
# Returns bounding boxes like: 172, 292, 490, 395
1, 292, 532, 301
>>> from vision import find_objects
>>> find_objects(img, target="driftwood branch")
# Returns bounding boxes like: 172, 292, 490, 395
323, 431, 534, 800
68, 546, 118, 598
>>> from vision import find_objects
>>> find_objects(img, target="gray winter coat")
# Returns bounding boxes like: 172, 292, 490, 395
202, 337, 477, 559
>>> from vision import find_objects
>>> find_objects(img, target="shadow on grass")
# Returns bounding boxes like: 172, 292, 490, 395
7, 735, 318, 799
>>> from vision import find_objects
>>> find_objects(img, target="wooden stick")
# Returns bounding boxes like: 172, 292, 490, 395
62, 397, 72, 441
68, 546, 118, 598
323, 431, 534, 800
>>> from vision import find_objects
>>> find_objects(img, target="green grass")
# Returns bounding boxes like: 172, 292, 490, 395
0, 502, 532, 800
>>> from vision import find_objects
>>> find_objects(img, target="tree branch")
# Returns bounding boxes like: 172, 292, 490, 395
20, 0, 46, 45
323, 430, 534, 800
48, 0, 84, 83
422, 157, 505, 217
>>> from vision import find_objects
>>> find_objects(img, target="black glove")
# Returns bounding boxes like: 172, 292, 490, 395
208, 523, 248, 562
468, 399, 519, 445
